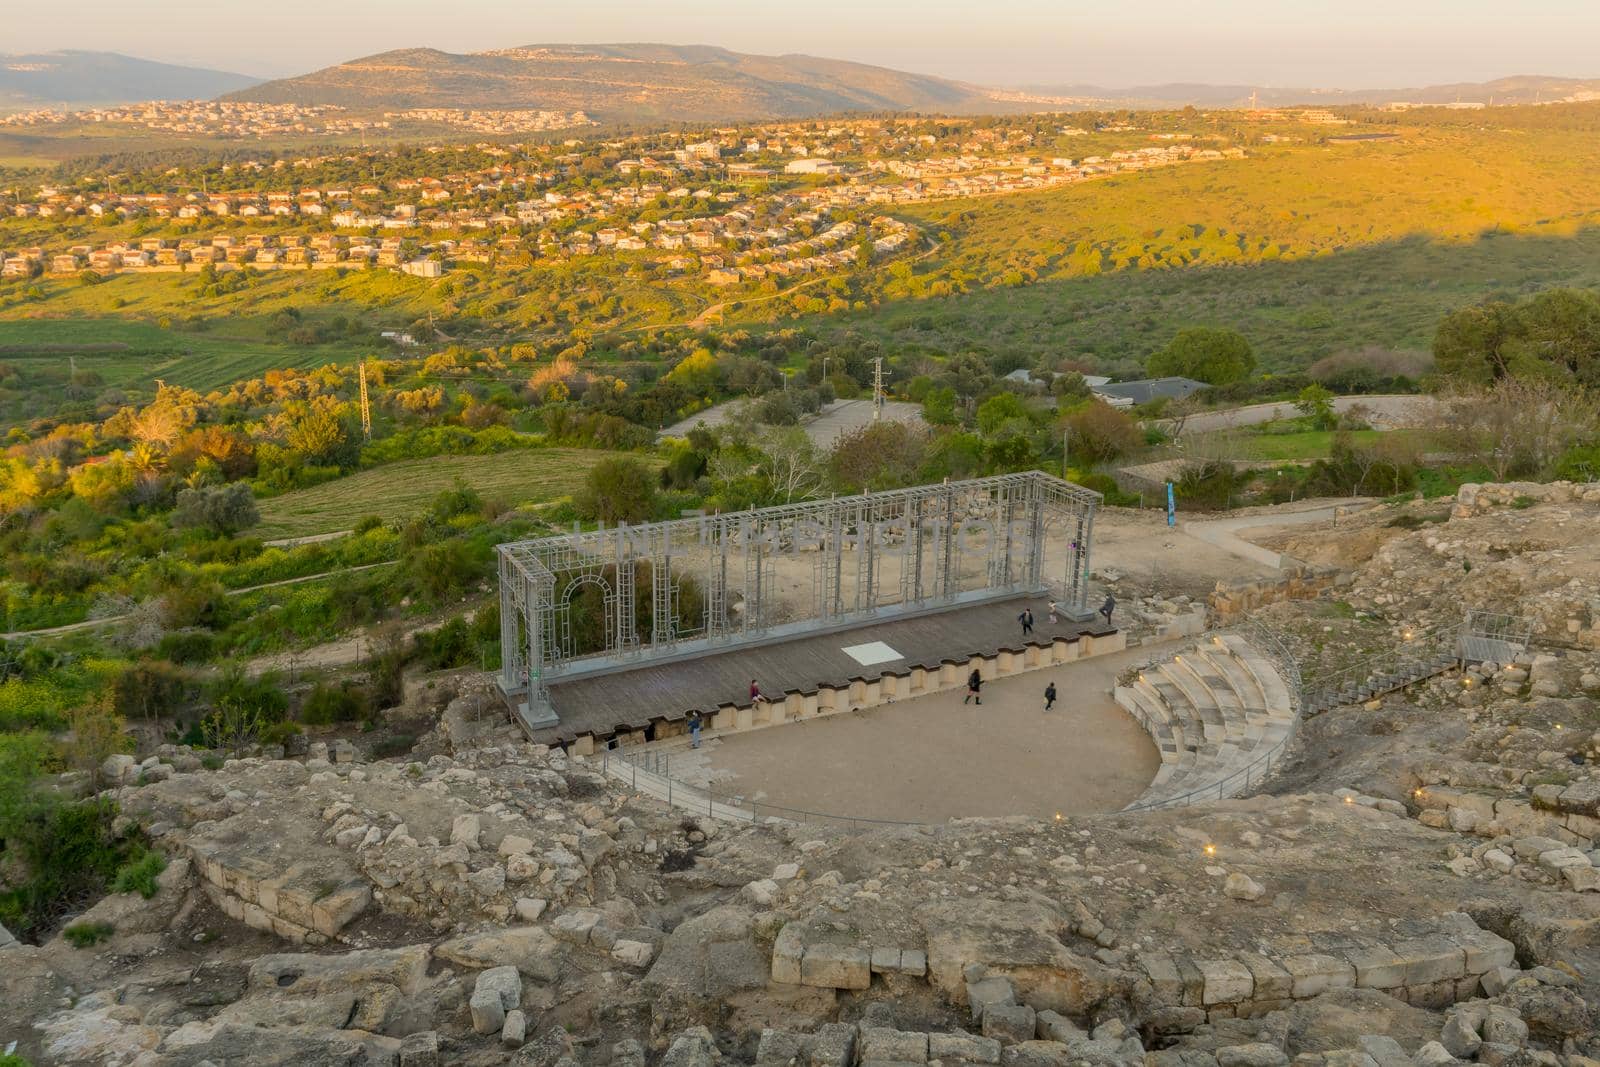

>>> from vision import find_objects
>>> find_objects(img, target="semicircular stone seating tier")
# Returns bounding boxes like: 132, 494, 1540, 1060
1114, 633, 1296, 810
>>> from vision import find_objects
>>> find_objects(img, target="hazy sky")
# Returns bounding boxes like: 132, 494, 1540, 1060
11, 0, 1600, 87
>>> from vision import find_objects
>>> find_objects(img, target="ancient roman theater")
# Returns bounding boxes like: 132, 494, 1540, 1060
494, 472, 1312, 822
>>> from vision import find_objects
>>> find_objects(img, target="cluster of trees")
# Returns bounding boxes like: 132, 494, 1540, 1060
1434, 288, 1600, 387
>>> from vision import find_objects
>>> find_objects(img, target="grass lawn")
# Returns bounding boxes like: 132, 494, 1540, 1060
1188, 427, 1440, 462
251, 448, 660, 539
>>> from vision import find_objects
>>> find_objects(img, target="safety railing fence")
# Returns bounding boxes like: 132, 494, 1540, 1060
598, 745, 924, 830
596, 610, 1519, 823
1298, 624, 1460, 717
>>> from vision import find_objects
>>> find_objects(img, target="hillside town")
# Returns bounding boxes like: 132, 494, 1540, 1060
0, 117, 1239, 286
0, 99, 594, 138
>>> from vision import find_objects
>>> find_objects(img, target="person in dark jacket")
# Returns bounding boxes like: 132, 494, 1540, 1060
1019, 607, 1034, 636
1100, 594, 1116, 626
963, 668, 983, 705
1044, 682, 1057, 711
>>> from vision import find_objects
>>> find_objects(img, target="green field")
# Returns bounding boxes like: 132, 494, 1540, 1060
251, 448, 656, 539
1182, 427, 1442, 462
0, 317, 360, 390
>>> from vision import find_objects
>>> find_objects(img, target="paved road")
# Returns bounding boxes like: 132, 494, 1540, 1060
660, 397, 926, 447
1164, 395, 1439, 435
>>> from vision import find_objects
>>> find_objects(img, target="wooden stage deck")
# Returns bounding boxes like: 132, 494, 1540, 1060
538, 595, 1115, 744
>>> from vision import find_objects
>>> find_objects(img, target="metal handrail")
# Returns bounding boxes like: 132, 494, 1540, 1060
1118, 622, 1303, 811
599, 746, 927, 829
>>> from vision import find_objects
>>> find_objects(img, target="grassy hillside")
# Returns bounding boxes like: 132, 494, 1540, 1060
788, 126, 1600, 371
251, 448, 655, 539
229, 43, 1007, 121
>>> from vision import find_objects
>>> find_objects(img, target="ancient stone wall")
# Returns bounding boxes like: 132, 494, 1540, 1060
1208, 566, 1345, 625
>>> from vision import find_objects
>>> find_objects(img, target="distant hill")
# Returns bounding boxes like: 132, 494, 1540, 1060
227, 43, 1019, 122
0, 50, 259, 107
1017, 75, 1600, 109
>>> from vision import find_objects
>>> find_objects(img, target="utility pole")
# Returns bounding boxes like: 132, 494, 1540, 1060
358, 361, 372, 442
871, 357, 884, 422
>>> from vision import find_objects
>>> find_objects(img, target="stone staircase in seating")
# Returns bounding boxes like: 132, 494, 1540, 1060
1115, 634, 1298, 810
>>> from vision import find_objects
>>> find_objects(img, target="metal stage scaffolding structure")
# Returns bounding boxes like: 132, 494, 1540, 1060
496, 471, 1101, 729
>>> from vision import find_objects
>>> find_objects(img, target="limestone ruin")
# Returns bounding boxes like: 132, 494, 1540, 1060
4, 480, 1600, 1067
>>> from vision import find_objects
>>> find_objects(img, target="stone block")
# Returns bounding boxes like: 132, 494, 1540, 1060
1034, 1010, 1084, 1044
501, 1009, 527, 1048
756, 1029, 805, 1065
450, 814, 481, 850
1356, 1035, 1408, 1067
858, 1027, 928, 1063
771, 923, 804, 985
309, 882, 370, 937
899, 949, 927, 977
1282, 954, 1354, 998
1195, 958, 1254, 1005
1345, 945, 1406, 989
871, 947, 902, 974
1390, 937, 1465, 986
469, 986, 506, 1035
967, 974, 1017, 1018
981, 1003, 1037, 1045
808, 1023, 857, 1067
1562, 864, 1600, 892
1455, 927, 1516, 974
612, 940, 655, 967
800, 943, 871, 990
1139, 953, 1184, 1004
1175, 956, 1206, 1007
1238, 954, 1293, 1000
1216, 1044, 1289, 1067
399, 1031, 440, 1067
929, 1032, 1001, 1064
551, 909, 601, 943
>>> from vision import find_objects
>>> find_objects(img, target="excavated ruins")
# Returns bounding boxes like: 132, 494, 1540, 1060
4, 480, 1600, 1067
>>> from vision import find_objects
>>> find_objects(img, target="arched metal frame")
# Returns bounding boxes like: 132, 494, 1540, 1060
497, 471, 1100, 728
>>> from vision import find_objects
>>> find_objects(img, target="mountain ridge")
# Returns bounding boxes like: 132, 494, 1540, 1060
0, 50, 260, 107
225, 42, 1020, 121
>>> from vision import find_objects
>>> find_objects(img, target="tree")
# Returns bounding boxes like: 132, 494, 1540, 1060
285, 407, 349, 465
976, 393, 1029, 437
576, 456, 659, 524
754, 427, 822, 503
1434, 290, 1600, 386
68, 697, 129, 791
921, 386, 960, 426
1147, 327, 1257, 384
828, 422, 927, 492
1063, 402, 1142, 464
171, 482, 260, 536
1294, 384, 1337, 431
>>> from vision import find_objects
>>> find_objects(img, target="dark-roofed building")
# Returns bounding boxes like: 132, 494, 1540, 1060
1091, 376, 1207, 409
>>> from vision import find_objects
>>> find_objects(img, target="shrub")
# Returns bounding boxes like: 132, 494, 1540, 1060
354, 514, 386, 534
300, 682, 368, 725
111, 849, 167, 899
415, 616, 476, 671
156, 630, 217, 665
63, 920, 117, 948
171, 483, 260, 536
1147, 327, 1257, 385
575, 456, 659, 524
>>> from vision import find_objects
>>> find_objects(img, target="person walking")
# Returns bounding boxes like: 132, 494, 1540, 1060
749, 679, 769, 706
687, 710, 703, 748
963, 668, 983, 705
1018, 607, 1034, 637
1044, 681, 1057, 712
1100, 594, 1116, 627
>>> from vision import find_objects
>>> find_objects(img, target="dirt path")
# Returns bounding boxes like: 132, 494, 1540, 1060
670, 641, 1170, 822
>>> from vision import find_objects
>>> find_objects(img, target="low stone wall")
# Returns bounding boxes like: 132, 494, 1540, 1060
1136, 912, 1516, 1022
188, 831, 370, 945
572, 628, 1127, 756
1453, 479, 1600, 518
1208, 566, 1345, 625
